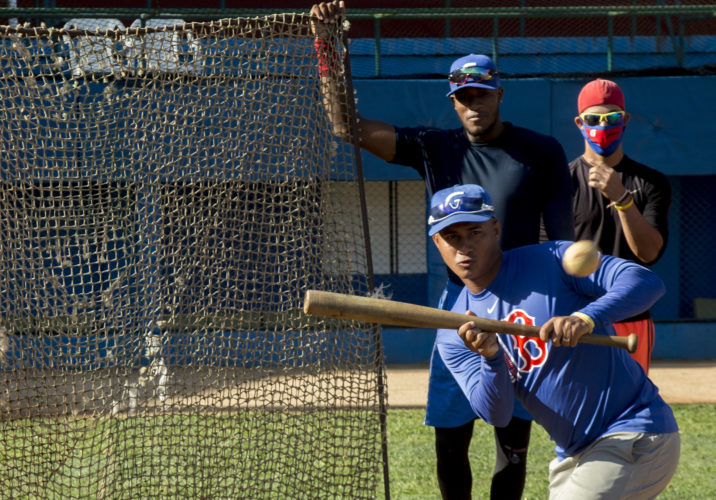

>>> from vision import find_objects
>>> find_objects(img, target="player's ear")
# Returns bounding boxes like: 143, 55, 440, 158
574, 115, 583, 129
623, 111, 631, 126
497, 87, 504, 103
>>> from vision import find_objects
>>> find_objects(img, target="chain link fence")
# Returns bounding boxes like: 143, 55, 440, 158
676, 175, 716, 320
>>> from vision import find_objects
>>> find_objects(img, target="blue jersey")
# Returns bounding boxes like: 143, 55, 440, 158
436, 241, 678, 459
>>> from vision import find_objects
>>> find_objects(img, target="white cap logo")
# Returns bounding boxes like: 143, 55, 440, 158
445, 191, 465, 210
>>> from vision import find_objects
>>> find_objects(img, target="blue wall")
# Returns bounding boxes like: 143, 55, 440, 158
352, 76, 716, 362
354, 76, 716, 177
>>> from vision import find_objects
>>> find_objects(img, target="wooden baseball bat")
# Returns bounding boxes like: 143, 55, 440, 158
303, 290, 637, 353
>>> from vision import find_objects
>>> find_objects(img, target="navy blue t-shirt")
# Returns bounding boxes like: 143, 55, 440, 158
391, 122, 574, 261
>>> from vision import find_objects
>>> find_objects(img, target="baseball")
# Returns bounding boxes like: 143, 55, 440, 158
562, 240, 601, 277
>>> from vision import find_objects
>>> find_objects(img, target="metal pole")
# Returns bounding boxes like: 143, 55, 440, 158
341, 26, 391, 500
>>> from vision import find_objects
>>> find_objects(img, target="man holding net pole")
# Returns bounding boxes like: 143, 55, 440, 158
310, 2, 574, 498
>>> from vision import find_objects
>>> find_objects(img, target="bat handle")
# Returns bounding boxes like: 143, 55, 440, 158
580, 332, 638, 353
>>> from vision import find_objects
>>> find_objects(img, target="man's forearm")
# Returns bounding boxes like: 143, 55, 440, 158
617, 207, 664, 263
314, 36, 353, 140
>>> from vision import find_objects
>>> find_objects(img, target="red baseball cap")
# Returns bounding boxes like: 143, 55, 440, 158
577, 78, 625, 113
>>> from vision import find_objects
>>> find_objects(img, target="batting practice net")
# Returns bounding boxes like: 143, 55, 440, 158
0, 15, 387, 499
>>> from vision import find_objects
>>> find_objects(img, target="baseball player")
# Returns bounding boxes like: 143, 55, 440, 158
570, 78, 672, 374
430, 183, 680, 499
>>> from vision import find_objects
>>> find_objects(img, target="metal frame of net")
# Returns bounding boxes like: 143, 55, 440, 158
0, 15, 388, 499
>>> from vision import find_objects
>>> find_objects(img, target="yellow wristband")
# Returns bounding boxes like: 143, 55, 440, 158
570, 312, 595, 333
615, 197, 634, 211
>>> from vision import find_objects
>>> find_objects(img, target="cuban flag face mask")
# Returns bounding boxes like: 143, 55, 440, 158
580, 123, 625, 156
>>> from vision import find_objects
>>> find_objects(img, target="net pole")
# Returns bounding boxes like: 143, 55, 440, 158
340, 27, 391, 500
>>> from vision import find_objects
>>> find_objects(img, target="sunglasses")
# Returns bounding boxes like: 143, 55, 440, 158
428, 195, 494, 225
448, 65, 498, 86
579, 111, 626, 127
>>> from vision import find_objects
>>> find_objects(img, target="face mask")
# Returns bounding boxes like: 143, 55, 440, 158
580, 123, 625, 156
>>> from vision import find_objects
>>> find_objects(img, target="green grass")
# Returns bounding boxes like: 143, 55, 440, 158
1, 405, 712, 498
379, 404, 716, 499
0, 412, 382, 498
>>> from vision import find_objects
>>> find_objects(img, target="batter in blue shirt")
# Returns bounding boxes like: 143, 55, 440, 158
429, 183, 679, 499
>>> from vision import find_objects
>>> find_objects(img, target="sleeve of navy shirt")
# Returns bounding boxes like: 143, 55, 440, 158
389, 126, 438, 177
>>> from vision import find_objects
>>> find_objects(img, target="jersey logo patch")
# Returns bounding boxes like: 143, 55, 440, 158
504, 309, 548, 372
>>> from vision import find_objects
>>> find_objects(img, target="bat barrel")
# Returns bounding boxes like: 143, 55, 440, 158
304, 290, 538, 334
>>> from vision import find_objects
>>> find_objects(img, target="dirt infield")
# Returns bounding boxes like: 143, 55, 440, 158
385, 360, 716, 408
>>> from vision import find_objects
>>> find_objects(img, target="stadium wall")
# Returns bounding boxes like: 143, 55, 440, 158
351, 76, 716, 362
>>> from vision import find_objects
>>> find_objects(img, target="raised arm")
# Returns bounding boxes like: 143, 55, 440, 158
310, 1, 397, 162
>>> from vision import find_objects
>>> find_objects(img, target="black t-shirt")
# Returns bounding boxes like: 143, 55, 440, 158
570, 155, 671, 265
391, 122, 575, 252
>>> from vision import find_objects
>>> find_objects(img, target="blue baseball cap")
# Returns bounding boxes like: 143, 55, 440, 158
446, 54, 501, 97
428, 184, 496, 236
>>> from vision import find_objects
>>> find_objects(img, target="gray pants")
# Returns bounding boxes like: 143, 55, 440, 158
549, 432, 680, 500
